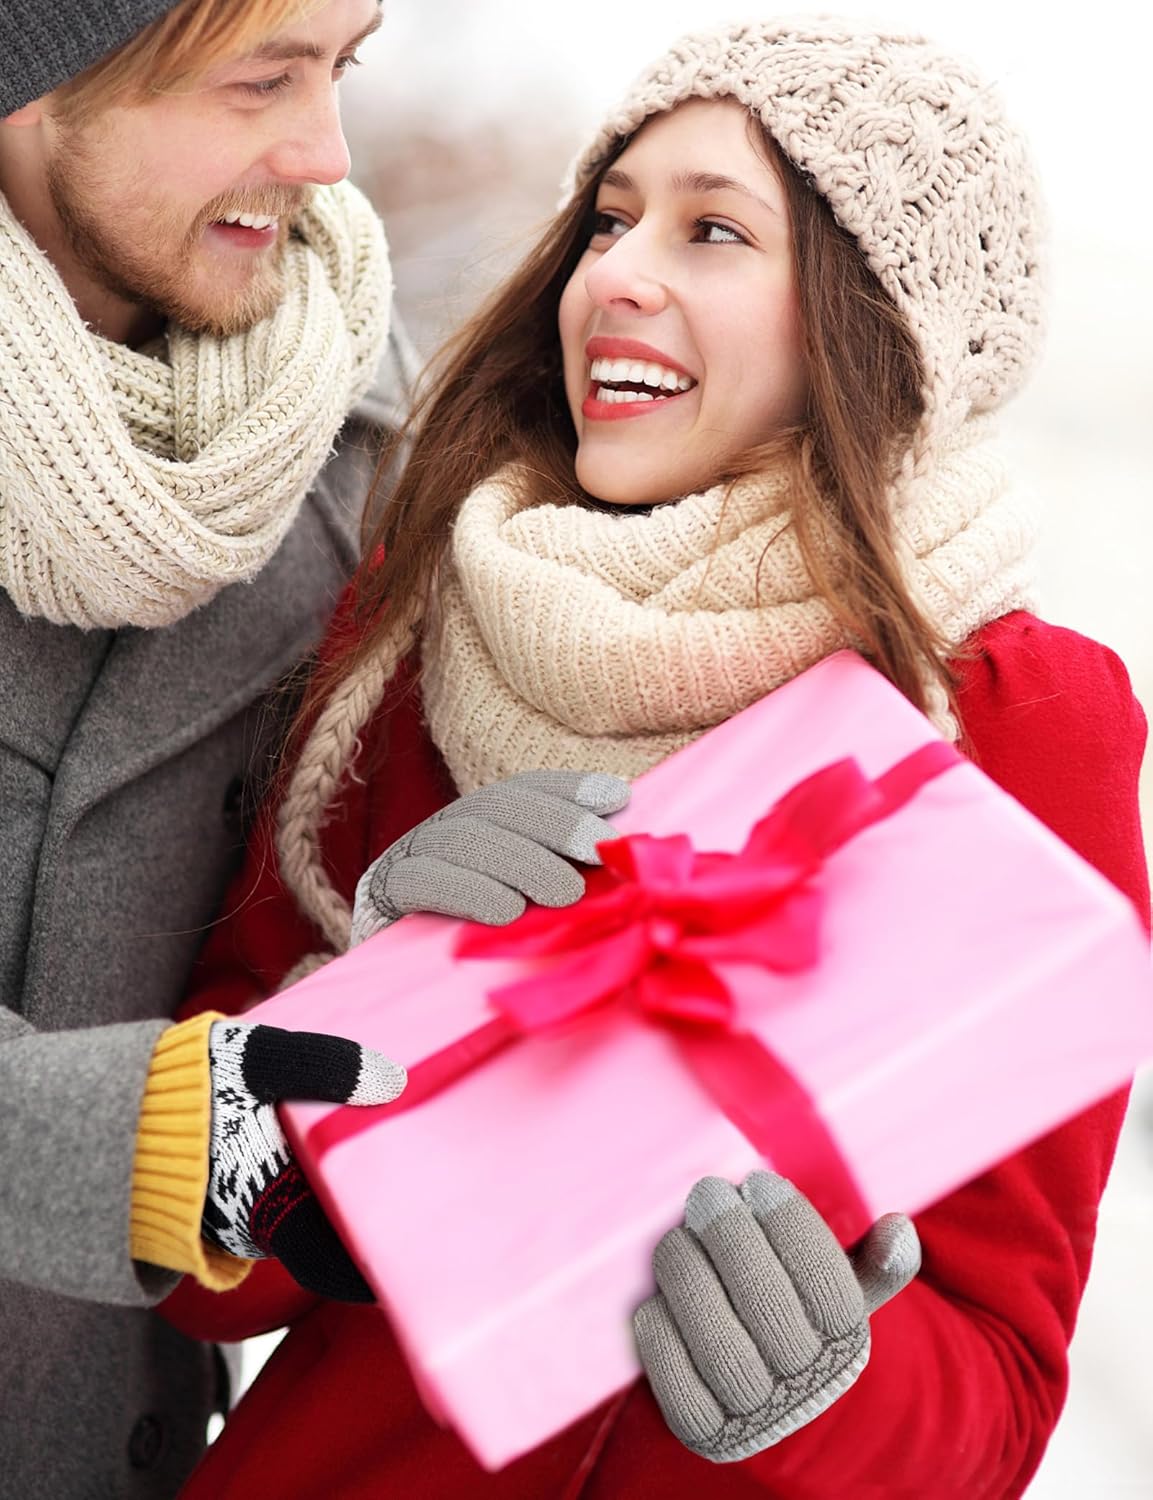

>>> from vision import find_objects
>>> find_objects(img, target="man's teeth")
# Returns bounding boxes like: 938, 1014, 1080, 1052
219, 212, 279, 230
589, 356, 694, 397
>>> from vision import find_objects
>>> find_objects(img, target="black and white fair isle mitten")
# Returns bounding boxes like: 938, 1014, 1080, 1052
202, 1021, 406, 1302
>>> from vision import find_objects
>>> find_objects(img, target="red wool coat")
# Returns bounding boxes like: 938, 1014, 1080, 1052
165, 612, 1149, 1500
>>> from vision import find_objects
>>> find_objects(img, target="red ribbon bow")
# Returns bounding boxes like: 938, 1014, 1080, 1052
457, 752, 927, 1031
306, 740, 960, 1243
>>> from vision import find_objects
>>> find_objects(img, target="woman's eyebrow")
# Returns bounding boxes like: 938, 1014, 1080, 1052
600, 166, 780, 216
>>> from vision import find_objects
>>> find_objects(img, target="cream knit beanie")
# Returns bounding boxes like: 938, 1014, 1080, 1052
563, 18, 1046, 446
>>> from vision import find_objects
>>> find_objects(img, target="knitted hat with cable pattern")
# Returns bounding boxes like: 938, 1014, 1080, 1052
561, 17, 1046, 447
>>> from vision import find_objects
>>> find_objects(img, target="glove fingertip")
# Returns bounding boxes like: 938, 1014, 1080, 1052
738, 1168, 797, 1220
529, 868, 586, 908
854, 1213, 921, 1314
566, 813, 622, 865
632, 1290, 663, 1342
349, 1050, 408, 1105
683, 1176, 743, 1235
574, 772, 632, 814
470, 890, 528, 925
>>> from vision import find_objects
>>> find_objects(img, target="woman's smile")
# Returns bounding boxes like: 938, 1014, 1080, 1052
582, 335, 697, 421
558, 99, 807, 507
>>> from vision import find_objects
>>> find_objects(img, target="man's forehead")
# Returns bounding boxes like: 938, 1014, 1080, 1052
245, 0, 382, 65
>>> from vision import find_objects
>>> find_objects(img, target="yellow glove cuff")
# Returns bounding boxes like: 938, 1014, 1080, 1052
130, 1012, 253, 1291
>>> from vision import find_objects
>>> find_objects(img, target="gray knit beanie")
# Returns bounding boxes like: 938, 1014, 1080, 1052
0, 0, 181, 117
563, 18, 1046, 448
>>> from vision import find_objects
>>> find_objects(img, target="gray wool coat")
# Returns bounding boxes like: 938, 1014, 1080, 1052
0, 329, 414, 1499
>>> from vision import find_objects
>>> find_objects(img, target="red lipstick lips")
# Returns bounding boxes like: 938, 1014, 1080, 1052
582, 336, 696, 422
584, 337, 694, 377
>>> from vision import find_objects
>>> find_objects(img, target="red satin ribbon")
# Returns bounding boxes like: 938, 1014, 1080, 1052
307, 740, 961, 1239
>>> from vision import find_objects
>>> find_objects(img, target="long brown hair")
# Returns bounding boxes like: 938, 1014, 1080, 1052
298, 113, 953, 746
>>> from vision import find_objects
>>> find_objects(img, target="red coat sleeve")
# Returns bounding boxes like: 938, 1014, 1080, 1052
160, 652, 455, 1345
585, 613, 1150, 1499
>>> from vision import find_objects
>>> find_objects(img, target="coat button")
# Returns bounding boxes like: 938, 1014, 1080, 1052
222, 774, 247, 837
127, 1414, 166, 1470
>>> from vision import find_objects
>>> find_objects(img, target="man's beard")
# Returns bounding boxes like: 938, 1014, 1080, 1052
46, 140, 307, 339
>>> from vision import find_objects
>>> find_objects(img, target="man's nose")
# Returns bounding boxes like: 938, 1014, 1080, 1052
263, 86, 351, 187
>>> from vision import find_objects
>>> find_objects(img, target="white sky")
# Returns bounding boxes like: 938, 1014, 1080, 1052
360, 0, 1153, 242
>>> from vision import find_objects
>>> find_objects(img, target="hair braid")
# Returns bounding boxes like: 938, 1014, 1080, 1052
276, 616, 417, 951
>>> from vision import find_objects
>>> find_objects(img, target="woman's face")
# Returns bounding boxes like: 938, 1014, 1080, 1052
558, 99, 808, 507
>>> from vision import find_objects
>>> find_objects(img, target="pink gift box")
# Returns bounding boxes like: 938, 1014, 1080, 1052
253, 650, 1152, 1472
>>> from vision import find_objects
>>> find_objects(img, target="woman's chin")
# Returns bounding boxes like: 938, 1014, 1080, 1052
575, 458, 699, 510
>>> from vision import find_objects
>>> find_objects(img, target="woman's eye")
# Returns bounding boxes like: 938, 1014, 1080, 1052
591, 210, 629, 241
694, 219, 747, 245
334, 52, 363, 76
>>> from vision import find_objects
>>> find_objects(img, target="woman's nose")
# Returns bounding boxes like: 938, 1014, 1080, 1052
582, 233, 669, 315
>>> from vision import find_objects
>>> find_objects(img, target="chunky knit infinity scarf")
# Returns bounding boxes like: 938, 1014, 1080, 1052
278, 417, 1036, 950
420, 419, 1037, 793
0, 180, 392, 629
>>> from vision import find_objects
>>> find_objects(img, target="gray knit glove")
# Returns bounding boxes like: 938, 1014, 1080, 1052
634, 1170, 920, 1463
350, 769, 630, 944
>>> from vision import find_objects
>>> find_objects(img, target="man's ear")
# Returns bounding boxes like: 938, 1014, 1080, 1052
2, 100, 46, 129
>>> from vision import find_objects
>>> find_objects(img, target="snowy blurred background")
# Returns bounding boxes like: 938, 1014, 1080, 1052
242, 4, 1153, 1491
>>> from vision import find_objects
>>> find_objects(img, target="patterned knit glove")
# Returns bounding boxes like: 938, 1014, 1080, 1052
350, 769, 630, 944
202, 1021, 406, 1302
634, 1170, 920, 1462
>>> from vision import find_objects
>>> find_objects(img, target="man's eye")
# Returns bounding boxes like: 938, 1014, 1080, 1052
239, 75, 292, 97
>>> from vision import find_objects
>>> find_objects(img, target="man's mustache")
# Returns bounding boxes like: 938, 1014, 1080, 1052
195, 187, 313, 231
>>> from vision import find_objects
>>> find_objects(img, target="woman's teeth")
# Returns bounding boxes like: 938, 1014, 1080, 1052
589, 356, 694, 402
219, 212, 278, 230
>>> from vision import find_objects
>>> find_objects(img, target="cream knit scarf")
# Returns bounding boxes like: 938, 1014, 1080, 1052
0, 180, 392, 629
278, 416, 1036, 952
420, 417, 1037, 793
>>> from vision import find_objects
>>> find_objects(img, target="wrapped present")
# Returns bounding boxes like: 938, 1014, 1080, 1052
253, 650, 1152, 1471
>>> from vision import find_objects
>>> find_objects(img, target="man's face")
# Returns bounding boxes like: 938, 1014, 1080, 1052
42, 0, 380, 337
